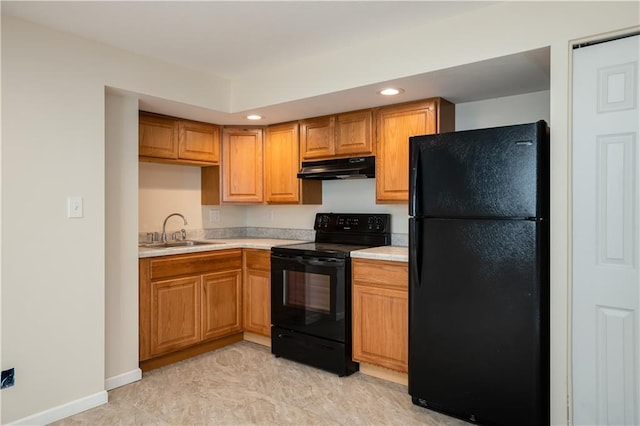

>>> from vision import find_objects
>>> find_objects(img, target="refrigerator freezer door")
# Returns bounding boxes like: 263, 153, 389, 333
409, 121, 547, 219
409, 218, 546, 426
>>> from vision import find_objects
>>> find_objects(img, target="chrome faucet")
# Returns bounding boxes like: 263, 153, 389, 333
161, 213, 188, 242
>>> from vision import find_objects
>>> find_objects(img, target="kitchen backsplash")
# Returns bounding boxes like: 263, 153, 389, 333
139, 227, 408, 246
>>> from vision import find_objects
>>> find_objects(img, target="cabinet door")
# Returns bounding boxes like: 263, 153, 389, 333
243, 268, 272, 336
201, 270, 243, 340
149, 276, 201, 357
265, 122, 301, 203
375, 100, 437, 203
353, 284, 408, 372
178, 120, 220, 164
139, 112, 179, 160
335, 110, 373, 156
352, 258, 408, 372
300, 116, 335, 160
221, 128, 264, 203
243, 249, 271, 336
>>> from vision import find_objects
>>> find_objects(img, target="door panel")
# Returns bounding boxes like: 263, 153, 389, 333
572, 34, 639, 426
150, 276, 201, 356
201, 271, 242, 341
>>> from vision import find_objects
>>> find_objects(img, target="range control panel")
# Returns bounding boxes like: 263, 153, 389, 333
314, 213, 391, 233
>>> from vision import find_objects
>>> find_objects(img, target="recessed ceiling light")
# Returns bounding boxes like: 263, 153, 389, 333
377, 88, 405, 96
246, 114, 262, 120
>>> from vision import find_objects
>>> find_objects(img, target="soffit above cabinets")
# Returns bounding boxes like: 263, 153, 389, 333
5, 2, 548, 125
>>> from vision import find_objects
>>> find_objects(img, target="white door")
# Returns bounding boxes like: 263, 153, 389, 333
573, 34, 640, 425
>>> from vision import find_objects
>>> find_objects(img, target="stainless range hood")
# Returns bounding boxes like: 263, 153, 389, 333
297, 156, 375, 180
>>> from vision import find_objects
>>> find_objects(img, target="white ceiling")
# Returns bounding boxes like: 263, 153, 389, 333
2, 1, 550, 124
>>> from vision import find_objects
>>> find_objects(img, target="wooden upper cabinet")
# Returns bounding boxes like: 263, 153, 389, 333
301, 110, 374, 161
375, 98, 455, 203
265, 122, 300, 203
265, 122, 322, 205
139, 112, 179, 160
139, 112, 220, 166
300, 116, 335, 160
335, 110, 373, 156
178, 120, 220, 164
221, 127, 264, 203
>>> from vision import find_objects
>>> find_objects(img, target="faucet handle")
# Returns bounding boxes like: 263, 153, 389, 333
181, 229, 187, 240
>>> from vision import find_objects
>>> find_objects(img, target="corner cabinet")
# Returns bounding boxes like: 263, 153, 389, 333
375, 98, 454, 203
139, 249, 243, 370
221, 127, 264, 203
265, 122, 322, 204
242, 249, 272, 336
139, 111, 220, 165
352, 258, 408, 373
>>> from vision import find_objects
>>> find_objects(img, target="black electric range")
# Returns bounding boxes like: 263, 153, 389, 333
270, 213, 391, 376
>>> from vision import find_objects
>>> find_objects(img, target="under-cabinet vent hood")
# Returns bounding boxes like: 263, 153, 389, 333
297, 156, 375, 180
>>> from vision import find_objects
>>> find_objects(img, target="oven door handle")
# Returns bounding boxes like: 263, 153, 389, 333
302, 258, 345, 267
272, 254, 345, 268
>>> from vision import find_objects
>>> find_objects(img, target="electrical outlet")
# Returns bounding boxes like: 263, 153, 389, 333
1, 368, 15, 389
209, 209, 221, 224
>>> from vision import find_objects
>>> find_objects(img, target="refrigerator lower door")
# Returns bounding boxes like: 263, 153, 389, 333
409, 218, 547, 426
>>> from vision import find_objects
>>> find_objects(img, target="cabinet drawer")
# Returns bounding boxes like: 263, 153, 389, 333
352, 258, 408, 290
149, 250, 242, 280
243, 249, 270, 271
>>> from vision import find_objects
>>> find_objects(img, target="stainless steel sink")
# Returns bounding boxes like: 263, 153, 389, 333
139, 240, 223, 248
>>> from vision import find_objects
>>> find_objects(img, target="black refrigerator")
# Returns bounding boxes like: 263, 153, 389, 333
408, 121, 550, 426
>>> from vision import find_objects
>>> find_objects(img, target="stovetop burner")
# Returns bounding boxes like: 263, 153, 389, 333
273, 213, 391, 258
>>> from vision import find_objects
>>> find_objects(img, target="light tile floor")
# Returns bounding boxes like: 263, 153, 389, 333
52, 341, 468, 425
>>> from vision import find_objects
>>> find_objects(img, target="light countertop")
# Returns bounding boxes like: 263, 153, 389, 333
138, 238, 307, 258
139, 238, 408, 262
350, 245, 408, 262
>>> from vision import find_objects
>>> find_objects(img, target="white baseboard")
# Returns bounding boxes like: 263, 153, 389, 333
105, 368, 142, 390
9, 390, 107, 426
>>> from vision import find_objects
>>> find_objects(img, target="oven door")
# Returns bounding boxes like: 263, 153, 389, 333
271, 252, 347, 343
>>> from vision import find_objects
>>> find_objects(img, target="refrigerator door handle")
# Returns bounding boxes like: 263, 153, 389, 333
409, 218, 422, 287
409, 153, 419, 216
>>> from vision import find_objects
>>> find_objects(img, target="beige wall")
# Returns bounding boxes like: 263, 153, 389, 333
138, 162, 204, 233
0, 16, 231, 424
105, 90, 140, 389
1, 2, 639, 424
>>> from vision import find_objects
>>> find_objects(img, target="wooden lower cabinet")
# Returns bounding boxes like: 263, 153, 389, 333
243, 249, 272, 336
352, 258, 408, 373
202, 270, 243, 340
139, 249, 243, 368
149, 275, 202, 357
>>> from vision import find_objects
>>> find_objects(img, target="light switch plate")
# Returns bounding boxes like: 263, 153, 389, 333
68, 196, 83, 218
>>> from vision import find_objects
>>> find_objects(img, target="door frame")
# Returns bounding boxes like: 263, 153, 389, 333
568, 27, 640, 426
